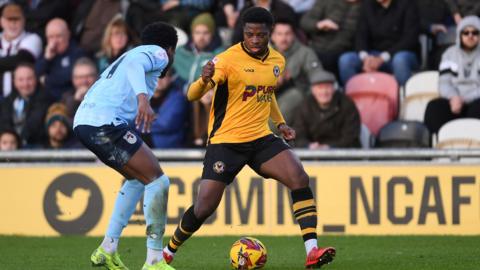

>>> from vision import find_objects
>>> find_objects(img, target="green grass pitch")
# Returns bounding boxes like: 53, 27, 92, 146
0, 235, 479, 269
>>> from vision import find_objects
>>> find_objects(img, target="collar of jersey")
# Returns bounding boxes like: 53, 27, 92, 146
241, 42, 270, 62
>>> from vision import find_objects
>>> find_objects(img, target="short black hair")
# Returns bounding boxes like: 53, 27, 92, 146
274, 16, 295, 31
141, 22, 178, 50
241, 7, 274, 29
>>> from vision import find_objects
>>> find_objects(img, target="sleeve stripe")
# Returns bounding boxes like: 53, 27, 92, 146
439, 69, 458, 76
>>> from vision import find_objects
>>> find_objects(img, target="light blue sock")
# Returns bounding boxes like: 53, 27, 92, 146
106, 179, 145, 239
144, 174, 170, 250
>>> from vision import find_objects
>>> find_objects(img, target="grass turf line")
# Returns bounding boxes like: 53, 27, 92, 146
0, 236, 479, 270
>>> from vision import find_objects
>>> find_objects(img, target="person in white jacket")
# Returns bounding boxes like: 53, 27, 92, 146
424, 15, 480, 134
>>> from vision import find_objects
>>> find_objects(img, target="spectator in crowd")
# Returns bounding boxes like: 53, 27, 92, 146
231, 0, 297, 44
14, 0, 70, 38
282, 0, 315, 19
0, 63, 49, 147
127, 0, 213, 35
293, 71, 361, 149
36, 18, 86, 102
445, 0, 480, 23
270, 18, 325, 125
96, 14, 136, 73
70, 0, 123, 55
173, 12, 224, 91
60, 57, 98, 118
213, 0, 246, 46
338, 0, 420, 86
300, 0, 361, 77
149, 70, 189, 148
416, 0, 457, 69
424, 16, 480, 134
215, 0, 244, 30
0, 3, 42, 100
43, 102, 79, 149
0, 129, 21, 150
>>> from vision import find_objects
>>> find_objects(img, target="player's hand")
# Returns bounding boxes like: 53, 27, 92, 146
278, 123, 296, 141
136, 93, 156, 133
202, 61, 215, 84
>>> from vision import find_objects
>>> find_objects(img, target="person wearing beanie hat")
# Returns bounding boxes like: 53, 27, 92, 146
191, 13, 215, 36
173, 12, 224, 88
43, 102, 78, 149
293, 70, 361, 149
173, 12, 224, 147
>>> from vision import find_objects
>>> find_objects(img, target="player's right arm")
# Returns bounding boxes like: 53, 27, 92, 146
187, 58, 226, 101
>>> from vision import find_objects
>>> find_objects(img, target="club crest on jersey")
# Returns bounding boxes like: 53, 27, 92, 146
123, 131, 137, 144
273, 65, 280, 77
213, 161, 225, 174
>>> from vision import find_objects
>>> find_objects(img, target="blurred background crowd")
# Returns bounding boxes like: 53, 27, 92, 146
0, 0, 479, 152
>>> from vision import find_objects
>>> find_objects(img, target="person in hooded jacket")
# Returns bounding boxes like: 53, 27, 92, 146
424, 16, 480, 134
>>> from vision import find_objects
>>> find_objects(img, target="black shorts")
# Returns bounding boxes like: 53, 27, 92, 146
74, 124, 143, 170
202, 134, 290, 184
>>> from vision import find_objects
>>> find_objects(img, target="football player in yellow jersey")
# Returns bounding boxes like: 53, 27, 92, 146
163, 7, 335, 269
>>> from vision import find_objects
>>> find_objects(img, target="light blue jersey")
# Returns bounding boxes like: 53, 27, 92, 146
73, 45, 169, 128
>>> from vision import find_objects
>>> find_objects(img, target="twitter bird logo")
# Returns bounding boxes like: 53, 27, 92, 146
56, 188, 91, 221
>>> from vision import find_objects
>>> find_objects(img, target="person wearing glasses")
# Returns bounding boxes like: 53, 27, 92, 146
424, 16, 480, 134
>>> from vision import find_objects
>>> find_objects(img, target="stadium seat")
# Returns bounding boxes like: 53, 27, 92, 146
400, 71, 439, 121
345, 72, 399, 135
375, 120, 430, 148
436, 118, 480, 149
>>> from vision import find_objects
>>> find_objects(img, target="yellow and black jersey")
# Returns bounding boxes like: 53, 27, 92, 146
188, 43, 286, 144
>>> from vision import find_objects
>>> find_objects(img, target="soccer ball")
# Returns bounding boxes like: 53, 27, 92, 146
230, 237, 267, 269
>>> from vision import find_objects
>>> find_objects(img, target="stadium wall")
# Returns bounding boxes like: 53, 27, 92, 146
0, 163, 479, 236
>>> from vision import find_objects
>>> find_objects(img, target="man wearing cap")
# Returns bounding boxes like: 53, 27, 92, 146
270, 18, 326, 125
292, 71, 361, 149
0, 3, 42, 100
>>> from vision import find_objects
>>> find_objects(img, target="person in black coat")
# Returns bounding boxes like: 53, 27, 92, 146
293, 71, 361, 149
0, 62, 50, 147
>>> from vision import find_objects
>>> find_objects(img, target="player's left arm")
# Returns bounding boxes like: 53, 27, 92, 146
126, 49, 168, 132
271, 59, 295, 140
270, 95, 295, 141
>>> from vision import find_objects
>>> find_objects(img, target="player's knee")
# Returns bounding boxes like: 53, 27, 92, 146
290, 169, 309, 190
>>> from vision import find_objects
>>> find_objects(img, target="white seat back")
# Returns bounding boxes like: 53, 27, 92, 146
401, 71, 440, 121
437, 118, 480, 149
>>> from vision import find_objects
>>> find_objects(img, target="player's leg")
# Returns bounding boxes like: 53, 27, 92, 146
251, 136, 335, 268
75, 124, 173, 269
120, 143, 174, 269
163, 179, 226, 263
163, 143, 244, 264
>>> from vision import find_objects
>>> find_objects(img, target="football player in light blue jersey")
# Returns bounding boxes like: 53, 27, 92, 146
73, 22, 177, 270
